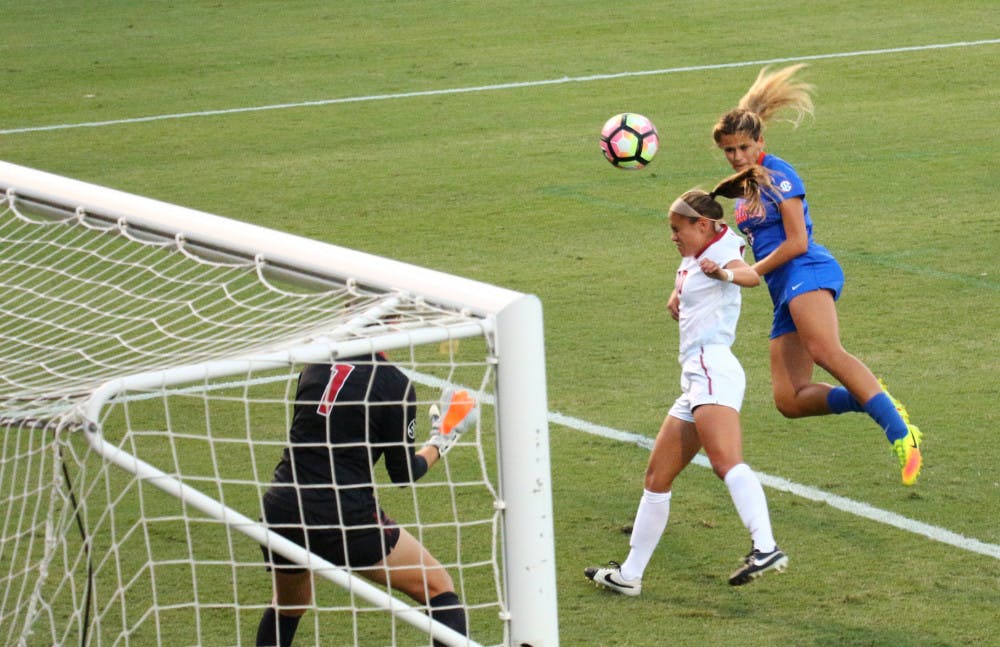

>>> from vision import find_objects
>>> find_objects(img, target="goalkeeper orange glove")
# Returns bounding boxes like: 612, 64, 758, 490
425, 388, 479, 456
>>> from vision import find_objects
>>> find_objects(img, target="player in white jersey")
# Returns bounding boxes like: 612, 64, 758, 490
586, 166, 788, 594
673, 223, 744, 362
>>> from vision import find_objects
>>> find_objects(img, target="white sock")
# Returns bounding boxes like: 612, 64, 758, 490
724, 463, 777, 553
620, 489, 671, 581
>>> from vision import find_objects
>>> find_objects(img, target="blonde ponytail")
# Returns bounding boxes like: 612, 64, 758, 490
738, 63, 815, 127
713, 64, 815, 142
710, 166, 775, 217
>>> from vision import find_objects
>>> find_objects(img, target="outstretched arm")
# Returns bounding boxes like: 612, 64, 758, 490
386, 388, 478, 480
699, 257, 761, 287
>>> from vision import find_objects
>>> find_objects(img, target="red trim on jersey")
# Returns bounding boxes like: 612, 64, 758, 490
694, 224, 730, 260
756, 151, 766, 165
699, 346, 714, 394
676, 269, 689, 295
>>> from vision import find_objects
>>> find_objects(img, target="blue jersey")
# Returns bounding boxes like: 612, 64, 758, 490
733, 153, 812, 258
734, 153, 844, 338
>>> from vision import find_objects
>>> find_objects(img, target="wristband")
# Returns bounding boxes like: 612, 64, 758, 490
722, 269, 734, 282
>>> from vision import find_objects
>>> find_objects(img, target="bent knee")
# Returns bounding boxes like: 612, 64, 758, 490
711, 462, 738, 480
774, 396, 809, 419
643, 465, 677, 493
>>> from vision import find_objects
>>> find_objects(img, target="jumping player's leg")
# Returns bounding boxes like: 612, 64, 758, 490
787, 290, 883, 403
781, 290, 922, 483
787, 291, 909, 437
769, 328, 886, 420
770, 289, 881, 419
772, 290, 893, 421
769, 331, 836, 418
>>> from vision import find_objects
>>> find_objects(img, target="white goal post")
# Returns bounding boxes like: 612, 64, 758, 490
0, 161, 558, 646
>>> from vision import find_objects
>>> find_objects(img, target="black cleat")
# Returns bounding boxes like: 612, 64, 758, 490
728, 547, 788, 586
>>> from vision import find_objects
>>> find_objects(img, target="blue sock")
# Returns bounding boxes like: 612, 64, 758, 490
863, 392, 908, 443
826, 386, 864, 414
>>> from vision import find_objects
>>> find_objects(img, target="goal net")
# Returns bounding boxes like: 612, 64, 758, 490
0, 161, 558, 647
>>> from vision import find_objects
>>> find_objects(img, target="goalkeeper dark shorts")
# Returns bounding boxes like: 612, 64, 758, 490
259, 495, 401, 571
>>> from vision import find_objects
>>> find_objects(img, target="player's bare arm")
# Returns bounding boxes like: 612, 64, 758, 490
699, 258, 761, 288
666, 288, 680, 321
749, 197, 809, 276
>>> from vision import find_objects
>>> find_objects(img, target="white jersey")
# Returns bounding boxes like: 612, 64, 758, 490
674, 225, 747, 362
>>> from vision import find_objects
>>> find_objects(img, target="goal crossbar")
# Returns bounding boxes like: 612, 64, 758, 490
0, 161, 521, 317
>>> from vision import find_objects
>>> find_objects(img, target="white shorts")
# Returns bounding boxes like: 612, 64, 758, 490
667, 345, 746, 423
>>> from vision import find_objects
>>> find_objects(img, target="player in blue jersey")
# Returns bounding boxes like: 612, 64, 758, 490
586, 167, 788, 595
711, 64, 922, 485
255, 353, 478, 647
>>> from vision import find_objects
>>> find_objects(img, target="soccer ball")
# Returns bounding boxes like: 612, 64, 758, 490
599, 113, 659, 170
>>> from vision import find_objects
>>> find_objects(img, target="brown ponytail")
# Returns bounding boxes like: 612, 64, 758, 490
710, 166, 775, 217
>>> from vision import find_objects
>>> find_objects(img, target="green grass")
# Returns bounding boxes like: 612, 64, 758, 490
2, 1, 998, 645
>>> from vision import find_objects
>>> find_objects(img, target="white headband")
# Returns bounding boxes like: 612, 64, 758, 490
669, 197, 704, 220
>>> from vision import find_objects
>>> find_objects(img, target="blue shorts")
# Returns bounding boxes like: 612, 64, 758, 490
766, 255, 844, 338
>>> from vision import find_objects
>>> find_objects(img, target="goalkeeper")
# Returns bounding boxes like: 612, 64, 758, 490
255, 352, 478, 647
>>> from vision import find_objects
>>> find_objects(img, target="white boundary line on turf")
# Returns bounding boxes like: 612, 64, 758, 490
548, 410, 1000, 561
108, 370, 1000, 560
2, 39, 998, 135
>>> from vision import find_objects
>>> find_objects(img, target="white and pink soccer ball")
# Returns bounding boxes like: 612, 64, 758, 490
599, 113, 659, 170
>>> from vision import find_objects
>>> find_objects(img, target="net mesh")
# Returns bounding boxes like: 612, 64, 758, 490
0, 193, 506, 646
0, 195, 481, 423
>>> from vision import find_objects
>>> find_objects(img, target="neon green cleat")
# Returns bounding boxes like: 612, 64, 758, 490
893, 424, 923, 486
879, 378, 911, 424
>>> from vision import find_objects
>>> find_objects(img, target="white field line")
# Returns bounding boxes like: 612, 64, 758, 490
2, 39, 998, 135
100, 362, 1000, 561
549, 410, 1000, 561
21, 31, 998, 559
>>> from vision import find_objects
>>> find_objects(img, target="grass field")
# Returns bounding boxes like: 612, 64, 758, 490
2, 2, 998, 646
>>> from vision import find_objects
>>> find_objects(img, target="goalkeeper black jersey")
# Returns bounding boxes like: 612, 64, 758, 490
265, 353, 428, 525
